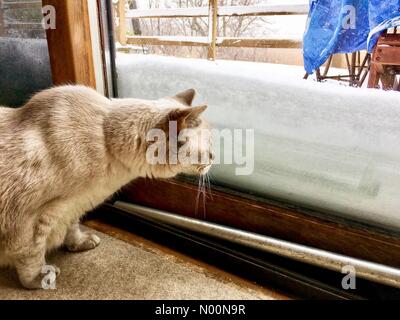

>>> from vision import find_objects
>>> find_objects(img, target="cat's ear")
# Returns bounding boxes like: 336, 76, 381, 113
173, 89, 196, 106
159, 105, 207, 132
169, 105, 207, 124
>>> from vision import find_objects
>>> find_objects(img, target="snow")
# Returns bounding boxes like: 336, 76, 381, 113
126, 4, 308, 18
128, 36, 209, 44
116, 53, 400, 231
217, 35, 303, 42
126, 7, 207, 18
126, 35, 302, 44
133, 0, 309, 10
128, 35, 210, 44
218, 4, 309, 16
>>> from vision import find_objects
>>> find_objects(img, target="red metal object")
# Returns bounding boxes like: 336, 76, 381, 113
368, 31, 400, 91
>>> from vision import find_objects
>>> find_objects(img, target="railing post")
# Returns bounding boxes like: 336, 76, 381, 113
118, 0, 127, 46
207, 0, 218, 60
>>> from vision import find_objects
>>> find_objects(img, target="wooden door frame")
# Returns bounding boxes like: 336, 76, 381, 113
43, 0, 400, 269
43, 0, 100, 89
121, 178, 400, 268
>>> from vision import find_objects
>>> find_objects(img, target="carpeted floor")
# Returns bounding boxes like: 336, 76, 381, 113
0, 225, 287, 300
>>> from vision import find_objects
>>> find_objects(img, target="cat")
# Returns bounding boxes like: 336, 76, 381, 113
0, 85, 212, 289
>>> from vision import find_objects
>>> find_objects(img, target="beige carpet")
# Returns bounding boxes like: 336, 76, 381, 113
0, 226, 286, 300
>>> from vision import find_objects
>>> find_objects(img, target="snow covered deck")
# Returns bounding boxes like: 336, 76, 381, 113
117, 54, 400, 231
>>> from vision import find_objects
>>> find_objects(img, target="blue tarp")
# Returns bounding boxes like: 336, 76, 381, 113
303, 0, 400, 74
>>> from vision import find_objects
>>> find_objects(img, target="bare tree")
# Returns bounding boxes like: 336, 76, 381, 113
129, 0, 272, 60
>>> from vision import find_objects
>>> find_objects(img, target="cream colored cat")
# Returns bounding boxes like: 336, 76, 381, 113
0, 85, 212, 289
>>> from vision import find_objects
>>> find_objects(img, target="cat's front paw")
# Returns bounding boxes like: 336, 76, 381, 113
66, 233, 100, 252
21, 265, 60, 290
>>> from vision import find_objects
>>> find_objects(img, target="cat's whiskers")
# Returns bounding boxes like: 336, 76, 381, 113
205, 172, 213, 201
195, 175, 202, 218
202, 174, 206, 219
194, 170, 214, 220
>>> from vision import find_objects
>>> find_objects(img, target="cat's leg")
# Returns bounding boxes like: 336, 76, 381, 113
14, 249, 60, 290
14, 215, 60, 289
64, 222, 100, 252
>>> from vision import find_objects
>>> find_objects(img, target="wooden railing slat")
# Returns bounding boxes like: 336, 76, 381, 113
126, 36, 302, 49
127, 36, 209, 47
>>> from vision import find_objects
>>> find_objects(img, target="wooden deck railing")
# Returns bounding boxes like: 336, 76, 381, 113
115, 0, 308, 60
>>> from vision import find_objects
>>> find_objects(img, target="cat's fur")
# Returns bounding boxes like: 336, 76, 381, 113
0, 85, 211, 289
